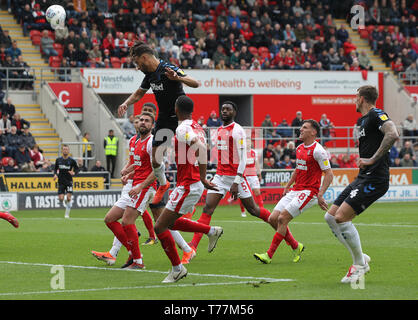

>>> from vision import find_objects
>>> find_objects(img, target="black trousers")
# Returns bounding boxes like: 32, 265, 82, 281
106, 155, 117, 178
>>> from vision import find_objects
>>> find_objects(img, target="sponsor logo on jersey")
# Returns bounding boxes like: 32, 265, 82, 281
379, 115, 388, 121
150, 83, 164, 91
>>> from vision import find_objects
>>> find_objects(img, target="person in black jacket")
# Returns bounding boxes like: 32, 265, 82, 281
1, 97, 15, 119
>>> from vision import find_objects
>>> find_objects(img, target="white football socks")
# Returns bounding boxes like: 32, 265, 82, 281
109, 236, 122, 258
64, 199, 72, 218
170, 230, 192, 253
338, 221, 366, 266
153, 163, 167, 186
324, 212, 355, 261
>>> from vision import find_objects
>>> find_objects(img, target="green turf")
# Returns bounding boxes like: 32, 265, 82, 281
0, 202, 417, 300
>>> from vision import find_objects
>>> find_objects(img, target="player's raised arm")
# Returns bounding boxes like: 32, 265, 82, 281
357, 120, 399, 169
165, 67, 200, 88
118, 88, 147, 117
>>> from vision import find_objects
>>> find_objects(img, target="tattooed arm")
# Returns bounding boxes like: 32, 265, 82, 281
357, 120, 399, 169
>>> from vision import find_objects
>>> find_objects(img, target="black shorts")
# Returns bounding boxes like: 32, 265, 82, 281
58, 182, 73, 195
152, 117, 178, 147
334, 177, 389, 215
149, 190, 168, 209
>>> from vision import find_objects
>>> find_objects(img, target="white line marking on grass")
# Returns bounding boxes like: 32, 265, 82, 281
219, 220, 418, 228
0, 261, 293, 283
0, 281, 280, 297
18, 217, 418, 228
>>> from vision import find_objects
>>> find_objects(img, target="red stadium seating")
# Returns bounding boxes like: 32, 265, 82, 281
31, 35, 41, 46
359, 29, 369, 39
30, 30, 41, 38
110, 57, 121, 68
53, 43, 64, 57
2, 157, 13, 167
49, 56, 61, 68
248, 46, 258, 55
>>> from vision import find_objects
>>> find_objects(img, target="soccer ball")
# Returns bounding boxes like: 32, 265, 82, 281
45, 5, 66, 30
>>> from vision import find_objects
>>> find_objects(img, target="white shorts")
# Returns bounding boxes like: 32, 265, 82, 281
207, 174, 252, 199
114, 180, 133, 210
128, 186, 156, 214
166, 181, 204, 215
246, 175, 260, 190
274, 190, 317, 218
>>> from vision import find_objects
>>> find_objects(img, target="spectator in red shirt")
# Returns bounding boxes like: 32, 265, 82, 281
240, 23, 253, 41
284, 49, 295, 69
391, 57, 404, 74
102, 33, 115, 55
343, 38, 357, 56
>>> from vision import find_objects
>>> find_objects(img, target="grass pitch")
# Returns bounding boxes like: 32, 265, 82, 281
0, 202, 417, 300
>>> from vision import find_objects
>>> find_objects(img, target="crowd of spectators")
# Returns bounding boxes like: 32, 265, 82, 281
1, 23, 34, 92
7, 0, 407, 73
354, 0, 418, 77
0, 98, 48, 172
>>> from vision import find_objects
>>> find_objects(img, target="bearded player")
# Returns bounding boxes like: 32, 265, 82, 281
118, 41, 199, 209
92, 106, 194, 267
324, 86, 399, 283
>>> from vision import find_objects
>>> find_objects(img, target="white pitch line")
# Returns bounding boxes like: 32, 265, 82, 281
17, 217, 418, 228
0, 261, 293, 283
0, 281, 277, 297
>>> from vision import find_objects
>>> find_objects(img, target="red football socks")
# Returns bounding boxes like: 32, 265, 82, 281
255, 194, 264, 208
157, 230, 181, 267
189, 212, 212, 249
142, 210, 156, 239
258, 207, 271, 222
285, 226, 299, 250
267, 232, 285, 259
172, 217, 211, 234
106, 221, 130, 251
123, 224, 142, 260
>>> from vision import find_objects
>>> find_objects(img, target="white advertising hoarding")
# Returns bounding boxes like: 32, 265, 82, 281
82, 69, 379, 95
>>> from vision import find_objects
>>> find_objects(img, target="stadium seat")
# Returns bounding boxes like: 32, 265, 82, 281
366, 25, 375, 33
31, 35, 41, 46
248, 46, 258, 55
49, 56, 61, 68
104, 19, 115, 28
258, 46, 269, 55
359, 29, 369, 39
124, 32, 136, 40
387, 25, 395, 33
2, 157, 13, 167
30, 30, 41, 38
121, 57, 127, 64
53, 43, 64, 57
378, 25, 385, 32
110, 57, 121, 68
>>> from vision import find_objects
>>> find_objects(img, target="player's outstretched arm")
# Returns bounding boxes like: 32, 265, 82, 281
357, 120, 399, 169
165, 67, 199, 88
118, 88, 147, 117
